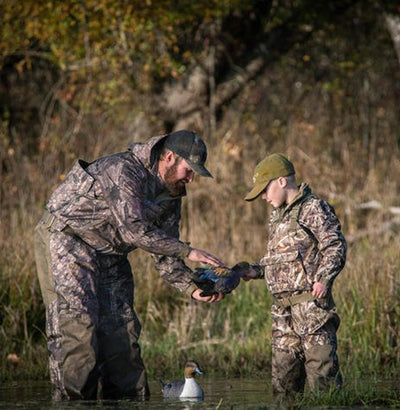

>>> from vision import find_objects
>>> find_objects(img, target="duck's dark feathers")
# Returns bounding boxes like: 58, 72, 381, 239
191, 262, 249, 296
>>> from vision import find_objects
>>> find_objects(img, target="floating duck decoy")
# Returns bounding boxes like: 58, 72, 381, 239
160, 360, 204, 399
191, 262, 250, 296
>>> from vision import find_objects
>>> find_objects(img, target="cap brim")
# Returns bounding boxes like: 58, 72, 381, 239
187, 160, 213, 178
244, 182, 267, 201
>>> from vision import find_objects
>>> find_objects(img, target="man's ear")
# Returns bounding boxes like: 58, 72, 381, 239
164, 149, 175, 164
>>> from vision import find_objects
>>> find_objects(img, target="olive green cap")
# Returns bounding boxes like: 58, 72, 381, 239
244, 153, 295, 201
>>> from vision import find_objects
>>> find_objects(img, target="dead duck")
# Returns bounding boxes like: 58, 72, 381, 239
191, 262, 250, 296
160, 360, 204, 399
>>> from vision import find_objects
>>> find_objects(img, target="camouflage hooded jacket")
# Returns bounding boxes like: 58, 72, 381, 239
258, 183, 346, 296
45, 134, 197, 295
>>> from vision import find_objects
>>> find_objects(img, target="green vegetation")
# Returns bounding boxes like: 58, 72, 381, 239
1, 1, 400, 407
296, 380, 400, 407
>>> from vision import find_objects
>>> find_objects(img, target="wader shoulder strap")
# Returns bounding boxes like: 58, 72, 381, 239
289, 202, 302, 231
288, 194, 317, 232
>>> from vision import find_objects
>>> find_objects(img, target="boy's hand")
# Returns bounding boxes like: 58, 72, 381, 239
312, 282, 327, 298
191, 289, 224, 303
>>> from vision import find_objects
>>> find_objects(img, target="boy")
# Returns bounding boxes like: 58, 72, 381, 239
242, 153, 346, 396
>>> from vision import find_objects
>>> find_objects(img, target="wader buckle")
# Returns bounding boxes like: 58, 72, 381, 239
42, 210, 56, 230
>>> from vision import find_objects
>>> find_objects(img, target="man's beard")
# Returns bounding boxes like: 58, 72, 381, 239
164, 162, 186, 196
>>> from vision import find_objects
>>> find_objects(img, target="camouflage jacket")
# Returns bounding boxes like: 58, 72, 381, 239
46, 135, 197, 295
257, 183, 346, 296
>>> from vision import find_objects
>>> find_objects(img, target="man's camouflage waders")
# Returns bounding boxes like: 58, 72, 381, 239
34, 135, 198, 400
34, 219, 149, 400
258, 184, 346, 395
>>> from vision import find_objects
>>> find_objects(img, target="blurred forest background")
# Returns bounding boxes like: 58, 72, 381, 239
1, 0, 400, 383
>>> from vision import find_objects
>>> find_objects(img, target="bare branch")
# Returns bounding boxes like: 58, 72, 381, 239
385, 13, 400, 65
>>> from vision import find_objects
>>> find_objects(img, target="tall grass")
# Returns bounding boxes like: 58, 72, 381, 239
1, 58, 400, 389
296, 379, 400, 407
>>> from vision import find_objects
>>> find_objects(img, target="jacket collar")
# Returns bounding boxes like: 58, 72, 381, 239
280, 183, 311, 216
127, 134, 168, 169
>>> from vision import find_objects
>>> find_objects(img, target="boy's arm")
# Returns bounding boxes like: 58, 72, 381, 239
300, 199, 347, 288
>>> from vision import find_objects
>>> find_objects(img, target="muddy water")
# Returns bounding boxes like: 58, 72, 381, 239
0, 378, 395, 409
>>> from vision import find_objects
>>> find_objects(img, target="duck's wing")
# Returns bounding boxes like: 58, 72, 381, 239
215, 273, 241, 294
191, 268, 218, 296
161, 379, 185, 398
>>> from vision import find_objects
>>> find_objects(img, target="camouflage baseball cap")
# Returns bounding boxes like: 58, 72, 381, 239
244, 153, 295, 201
164, 130, 212, 178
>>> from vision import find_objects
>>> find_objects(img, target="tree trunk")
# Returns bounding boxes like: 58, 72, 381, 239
385, 13, 400, 65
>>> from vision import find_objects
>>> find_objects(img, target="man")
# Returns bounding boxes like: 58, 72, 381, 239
34, 130, 224, 400
242, 153, 346, 397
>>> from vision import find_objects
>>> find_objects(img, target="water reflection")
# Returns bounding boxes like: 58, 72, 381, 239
0, 378, 398, 409
0, 379, 271, 409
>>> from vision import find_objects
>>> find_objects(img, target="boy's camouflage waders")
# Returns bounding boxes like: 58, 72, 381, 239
258, 184, 346, 395
34, 135, 198, 400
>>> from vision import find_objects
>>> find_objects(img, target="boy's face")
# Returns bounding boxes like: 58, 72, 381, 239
261, 178, 286, 208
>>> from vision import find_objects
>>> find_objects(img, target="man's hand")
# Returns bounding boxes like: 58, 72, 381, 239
312, 282, 327, 298
188, 248, 224, 267
191, 289, 224, 303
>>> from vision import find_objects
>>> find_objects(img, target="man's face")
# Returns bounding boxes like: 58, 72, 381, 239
164, 156, 195, 196
261, 178, 286, 208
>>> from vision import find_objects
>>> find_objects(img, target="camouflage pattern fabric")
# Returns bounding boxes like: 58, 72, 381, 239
44, 134, 196, 295
271, 304, 341, 395
34, 135, 200, 400
257, 183, 346, 394
260, 183, 346, 296
46, 135, 192, 264
35, 221, 149, 400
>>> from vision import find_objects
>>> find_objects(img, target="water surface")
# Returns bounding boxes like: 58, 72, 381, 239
0, 377, 397, 409
0, 379, 271, 409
